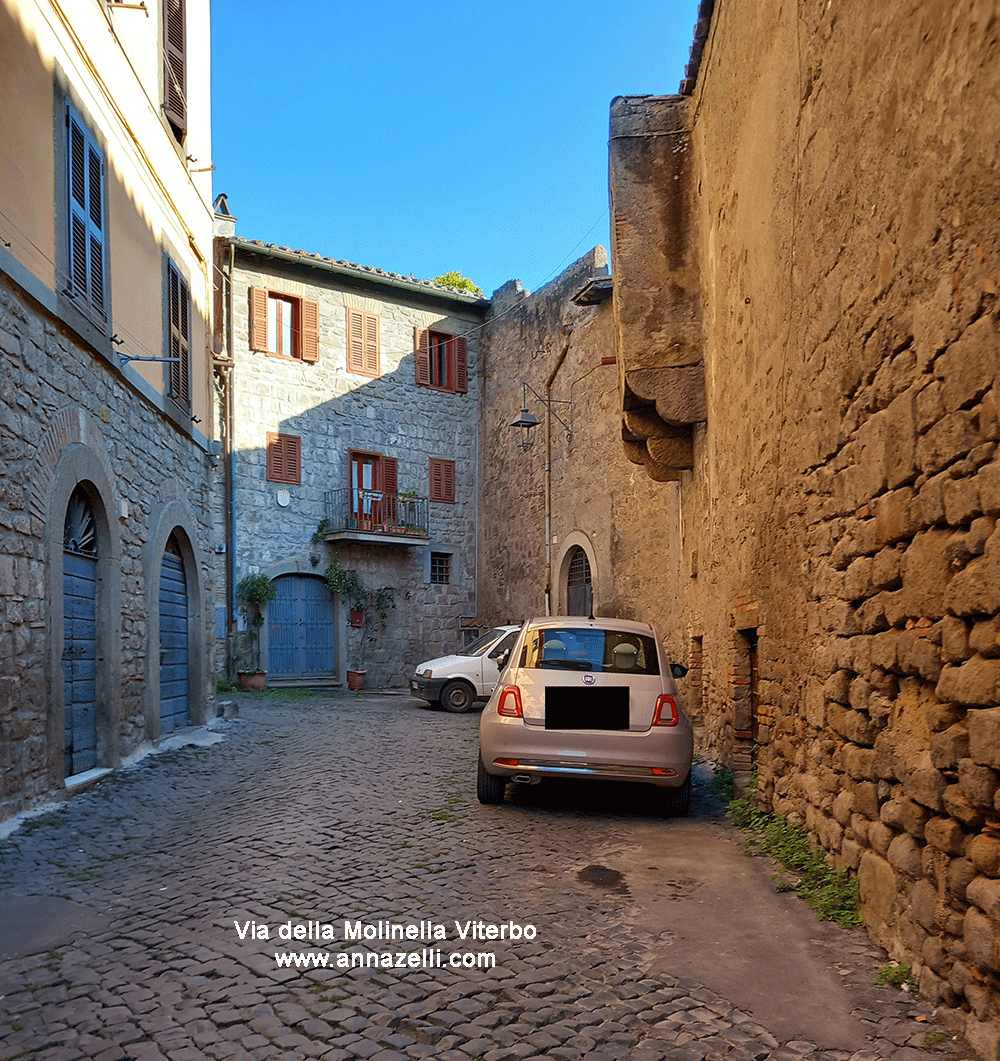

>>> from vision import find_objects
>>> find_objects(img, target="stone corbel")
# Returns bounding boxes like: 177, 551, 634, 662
609, 94, 706, 480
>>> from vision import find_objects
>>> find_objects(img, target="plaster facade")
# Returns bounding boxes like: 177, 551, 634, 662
1, 0, 219, 821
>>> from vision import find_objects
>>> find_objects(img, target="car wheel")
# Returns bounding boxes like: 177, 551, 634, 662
662, 774, 692, 817
477, 755, 506, 805
441, 679, 476, 713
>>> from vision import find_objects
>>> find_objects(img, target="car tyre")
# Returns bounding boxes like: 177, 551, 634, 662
662, 773, 692, 817
477, 755, 506, 805
441, 679, 476, 713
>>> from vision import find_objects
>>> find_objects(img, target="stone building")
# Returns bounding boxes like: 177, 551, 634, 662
0, 0, 219, 821
479, 248, 704, 727
214, 226, 489, 689
627, 0, 1000, 1052
482, 0, 1000, 1052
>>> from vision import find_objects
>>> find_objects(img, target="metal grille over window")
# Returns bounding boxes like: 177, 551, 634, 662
567, 546, 593, 616
63, 487, 97, 557
430, 553, 451, 584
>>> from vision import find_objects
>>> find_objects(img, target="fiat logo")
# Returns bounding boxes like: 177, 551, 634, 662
583, 673, 595, 685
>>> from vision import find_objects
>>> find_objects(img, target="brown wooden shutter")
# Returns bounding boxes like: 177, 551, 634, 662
442, 459, 455, 502
454, 336, 468, 394
364, 313, 380, 376
300, 299, 319, 362
347, 309, 364, 372
267, 433, 301, 484
249, 287, 267, 350
286, 435, 301, 482
414, 327, 431, 386
163, 0, 187, 133
430, 458, 455, 503
382, 456, 398, 523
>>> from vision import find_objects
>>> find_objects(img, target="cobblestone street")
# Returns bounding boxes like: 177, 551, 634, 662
0, 693, 972, 1061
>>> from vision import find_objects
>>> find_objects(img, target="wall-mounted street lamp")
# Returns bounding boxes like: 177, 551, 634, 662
510, 380, 571, 451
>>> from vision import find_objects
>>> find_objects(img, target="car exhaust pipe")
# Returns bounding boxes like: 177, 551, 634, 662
512, 774, 533, 785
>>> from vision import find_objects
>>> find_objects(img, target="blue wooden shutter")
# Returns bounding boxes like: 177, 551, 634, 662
67, 107, 106, 325
163, 0, 187, 133
168, 261, 191, 409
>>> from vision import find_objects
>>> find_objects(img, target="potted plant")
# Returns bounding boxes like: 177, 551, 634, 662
324, 558, 363, 624
324, 559, 368, 686
236, 572, 276, 689
350, 586, 395, 689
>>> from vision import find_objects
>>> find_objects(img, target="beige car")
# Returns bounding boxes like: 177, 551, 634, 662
477, 616, 693, 814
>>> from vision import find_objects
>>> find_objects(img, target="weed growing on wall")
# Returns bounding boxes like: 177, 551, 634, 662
729, 771, 862, 928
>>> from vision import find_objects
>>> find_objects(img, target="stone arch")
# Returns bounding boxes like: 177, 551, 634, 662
43, 438, 122, 787
554, 532, 599, 616
253, 560, 342, 682
146, 499, 208, 736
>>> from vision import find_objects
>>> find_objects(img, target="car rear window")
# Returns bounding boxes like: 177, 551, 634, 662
464, 627, 510, 656
520, 628, 660, 675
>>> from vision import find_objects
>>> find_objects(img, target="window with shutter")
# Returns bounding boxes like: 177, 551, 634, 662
66, 107, 107, 327
163, 0, 187, 137
348, 450, 397, 526
414, 328, 467, 394
429, 458, 456, 504
267, 433, 301, 485
347, 310, 380, 376
167, 259, 191, 410
249, 287, 319, 362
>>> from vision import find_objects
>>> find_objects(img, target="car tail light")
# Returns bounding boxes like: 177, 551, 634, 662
652, 694, 679, 726
497, 685, 523, 718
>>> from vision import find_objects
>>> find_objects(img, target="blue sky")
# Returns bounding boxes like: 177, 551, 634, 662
211, 0, 700, 298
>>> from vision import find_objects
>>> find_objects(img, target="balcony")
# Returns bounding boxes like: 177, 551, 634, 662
324, 489, 429, 546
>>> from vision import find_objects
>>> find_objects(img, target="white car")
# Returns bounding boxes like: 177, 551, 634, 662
477, 616, 693, 814
409, 625, 521, 713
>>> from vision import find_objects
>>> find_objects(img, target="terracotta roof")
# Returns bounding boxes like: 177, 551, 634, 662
229, 237, 489, 306
680, 0, 716, 95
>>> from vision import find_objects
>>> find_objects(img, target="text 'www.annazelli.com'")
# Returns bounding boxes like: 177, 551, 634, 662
274, 948, 496, 970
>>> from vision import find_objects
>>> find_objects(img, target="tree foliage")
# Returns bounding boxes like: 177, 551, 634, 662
430, 271, 483, 297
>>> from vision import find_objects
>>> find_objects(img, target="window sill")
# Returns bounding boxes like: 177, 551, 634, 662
418, 382, 464, 395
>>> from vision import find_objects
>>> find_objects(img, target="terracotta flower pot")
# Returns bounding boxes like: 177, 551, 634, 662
346, 669, 366, 691
238, 671, 266, 691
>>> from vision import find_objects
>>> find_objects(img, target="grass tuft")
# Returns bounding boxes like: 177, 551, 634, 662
729, 771, 862, 928
876, 960, 916, 990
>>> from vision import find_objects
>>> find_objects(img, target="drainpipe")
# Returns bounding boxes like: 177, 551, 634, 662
213, 240, 237, 677
543, 322, 573, 615
226, 242, 237, 653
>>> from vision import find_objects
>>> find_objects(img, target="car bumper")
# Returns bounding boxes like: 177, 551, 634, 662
479, 717, 693, 788
409, 675, 447, 702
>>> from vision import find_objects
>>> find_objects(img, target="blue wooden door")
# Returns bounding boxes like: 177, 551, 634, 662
63, 550, 98, 776
159, 548, 190, 732
268, 575, 336, 680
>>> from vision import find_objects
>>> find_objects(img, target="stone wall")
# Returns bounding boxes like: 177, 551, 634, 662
604, 0, 1000, 1052
478, 249, 699, 722
0, 278, 220, 822
226, 244, 487, 687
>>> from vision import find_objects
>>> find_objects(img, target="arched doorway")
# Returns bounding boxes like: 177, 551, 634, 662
159, 534, 190, 732
566, 545, 593, 616
268, 574, 337, 681
62, 487, 98, 776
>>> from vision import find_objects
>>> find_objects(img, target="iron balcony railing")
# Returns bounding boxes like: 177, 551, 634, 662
324, 489, 429, 538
